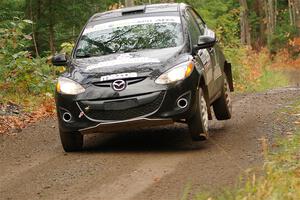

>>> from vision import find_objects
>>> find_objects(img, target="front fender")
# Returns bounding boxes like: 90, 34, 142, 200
194, 61, 209, 87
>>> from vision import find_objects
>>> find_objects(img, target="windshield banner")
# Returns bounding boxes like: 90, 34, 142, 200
84, 16, 181, 34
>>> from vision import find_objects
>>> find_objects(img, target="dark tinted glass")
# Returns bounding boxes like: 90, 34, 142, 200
189, 9, 206, 34
75, 17, 183, 58
185, 10, 201, 45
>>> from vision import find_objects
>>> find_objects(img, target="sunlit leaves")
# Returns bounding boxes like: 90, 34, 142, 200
0, 18, 57, 98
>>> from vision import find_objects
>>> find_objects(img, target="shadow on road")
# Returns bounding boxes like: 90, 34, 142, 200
83, 122, 228, 153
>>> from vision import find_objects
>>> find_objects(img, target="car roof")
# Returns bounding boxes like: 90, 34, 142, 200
90, 3, 188, 22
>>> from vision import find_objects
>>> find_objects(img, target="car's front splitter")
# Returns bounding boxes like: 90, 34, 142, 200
79, 118, 174, 134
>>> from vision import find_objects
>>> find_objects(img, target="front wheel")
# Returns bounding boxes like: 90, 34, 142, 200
59, 129, 83, 152
187, 88, 209, 141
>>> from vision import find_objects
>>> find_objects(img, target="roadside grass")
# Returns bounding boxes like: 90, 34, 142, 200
227, 47, 291, 93
194, 100, 300, 200
248, 68, 289, 92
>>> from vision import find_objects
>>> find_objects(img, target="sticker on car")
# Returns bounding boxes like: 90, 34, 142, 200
100, 72, 138, 82
198, 49, 211, 68
84, 16, 181, 34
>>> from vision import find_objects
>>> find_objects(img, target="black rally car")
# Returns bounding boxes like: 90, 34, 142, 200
52, 3, 234, 152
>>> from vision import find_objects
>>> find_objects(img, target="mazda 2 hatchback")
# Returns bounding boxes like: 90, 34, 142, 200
52, 3, 234, 152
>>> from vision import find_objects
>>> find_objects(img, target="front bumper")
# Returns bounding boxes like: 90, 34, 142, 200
55, 70, 199, 133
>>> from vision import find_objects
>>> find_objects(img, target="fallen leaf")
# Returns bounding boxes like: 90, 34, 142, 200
294, 121, 300, 125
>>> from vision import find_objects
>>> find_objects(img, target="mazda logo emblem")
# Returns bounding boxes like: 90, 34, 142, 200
112, 80, 126, 91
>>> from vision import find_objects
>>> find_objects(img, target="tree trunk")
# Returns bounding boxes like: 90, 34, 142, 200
288, 0, 296, 26
265, 0, 276, 46
125, 0, 134, 7
239, 0, 251, 46
36, 0, 41, 55
48, 0, 55, 55
25, 0, 41, 57
254, 0, 267, 48
295, 0, 300, 34
29, 0, 39, 57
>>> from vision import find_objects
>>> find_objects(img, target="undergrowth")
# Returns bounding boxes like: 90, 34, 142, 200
225, 47, 293, 93
0, 18, 65, 110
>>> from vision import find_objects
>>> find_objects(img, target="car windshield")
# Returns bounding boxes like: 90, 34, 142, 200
75, 16, 183, 58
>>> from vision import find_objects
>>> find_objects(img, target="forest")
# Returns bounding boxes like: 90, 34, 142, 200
1, 0, 300, 55
0, 0, 299, 100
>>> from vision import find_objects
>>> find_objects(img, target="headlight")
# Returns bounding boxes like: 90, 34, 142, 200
155, 61, 194, 84
56, 77, 85, 95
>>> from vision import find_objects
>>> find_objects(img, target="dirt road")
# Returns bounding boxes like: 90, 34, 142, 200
1, 86, 300, 200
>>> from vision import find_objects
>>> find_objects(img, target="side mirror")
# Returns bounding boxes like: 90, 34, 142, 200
194, 29, 217, 50
52, 54, 67, 66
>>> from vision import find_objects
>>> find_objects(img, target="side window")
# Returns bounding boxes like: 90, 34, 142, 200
185, 10, 201, 45
189, 9, 206, 35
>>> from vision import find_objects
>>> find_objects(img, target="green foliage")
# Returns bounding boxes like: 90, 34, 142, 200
25, 0, 120, 55
269, 9, 298, 53
0, 18, 56, 102
0, 18, 32, 55
178, 0, 241, 48
2, 0, 299, 56
2, 54, 55, 94
60, 42, 75, 55
0, 0, 25, 21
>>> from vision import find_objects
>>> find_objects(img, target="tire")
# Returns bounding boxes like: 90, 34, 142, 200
59, 129, 83, 152
188, 88, 209, 141
212, 75, 232, 120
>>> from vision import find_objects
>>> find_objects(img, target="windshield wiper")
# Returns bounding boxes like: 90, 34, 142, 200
76, 54, 91, 58
121, 48, 140, 53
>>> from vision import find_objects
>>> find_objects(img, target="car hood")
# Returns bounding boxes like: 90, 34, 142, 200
66, 45, 191, 84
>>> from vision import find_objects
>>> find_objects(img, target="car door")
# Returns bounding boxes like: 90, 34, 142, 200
188, 9, 222, 99
185, 9, 215, 99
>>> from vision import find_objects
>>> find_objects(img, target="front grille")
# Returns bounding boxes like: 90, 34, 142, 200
79, 91, 165, 121
93, 77, 146, 87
